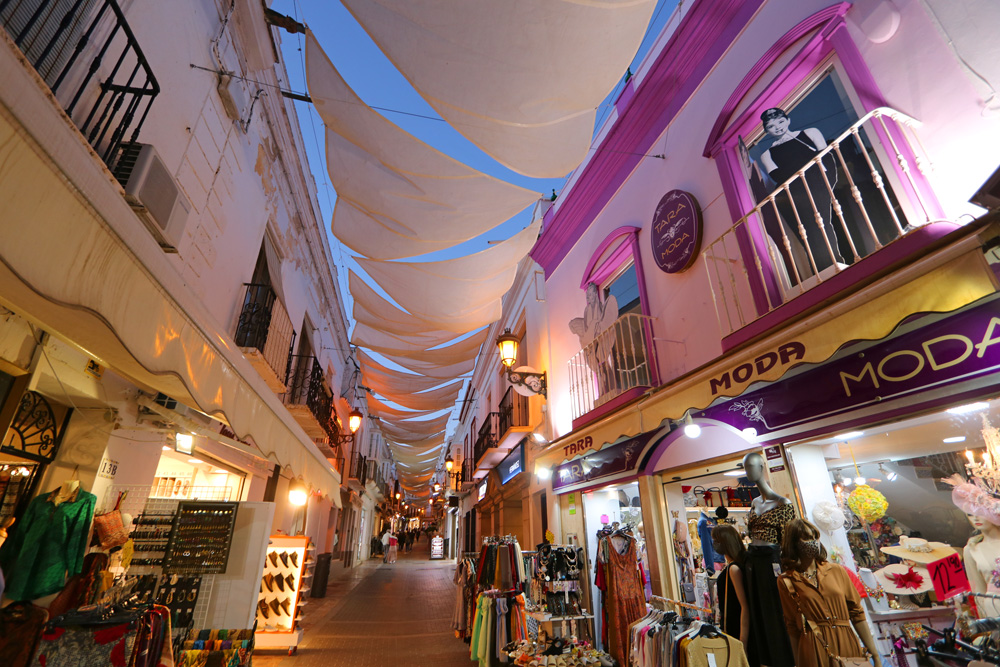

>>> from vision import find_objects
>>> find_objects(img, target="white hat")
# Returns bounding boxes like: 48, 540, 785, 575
873, 563, 933, 595
880, 536, 956, 564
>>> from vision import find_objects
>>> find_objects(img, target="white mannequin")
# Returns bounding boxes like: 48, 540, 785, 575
964, 513, 1000, 617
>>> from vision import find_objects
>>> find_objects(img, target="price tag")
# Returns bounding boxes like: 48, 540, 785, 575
927, 553, 970, 600
707, 654, 718, 667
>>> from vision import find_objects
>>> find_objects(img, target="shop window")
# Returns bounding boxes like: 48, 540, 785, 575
569, 229, 656, 422
704, 5, 941, 337
152, 447, 244, 501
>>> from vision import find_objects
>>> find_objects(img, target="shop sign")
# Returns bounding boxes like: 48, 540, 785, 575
651, 189, 702, 273
552, 431, 658, 493
708, 342, 805, 396
96, 456, 119, 480
478, 482, 487, 501
430, 536, 445, 559
701, 298, 1000, 436
84, 359, 104, 379
499, 443, 524, 485
568, 493, 577, 516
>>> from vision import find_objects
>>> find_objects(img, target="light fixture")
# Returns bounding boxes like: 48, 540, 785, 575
944, 436, 967, 443
188, 458, 203, 464
162, 445, 171, 451
496, 329, 547, 397
395, 492, 401, 500
532, 432, 547, 443
741, 428, 758, 442
433, 482, 441, 492
288, 477, 308, 506
855, 477, 867, 485
948, 402, 989, 415
348, 408, 363, 434
445, 455, 454, 472
724, 470, 746, 477
838, 431, 864, 440
683, 414, 701, 439
878, 463, 898, 482
174, 432, 194, 454
536, 466, 552, 480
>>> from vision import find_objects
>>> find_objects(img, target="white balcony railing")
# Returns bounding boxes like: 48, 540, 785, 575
706, 107, 934, 337
568, 313, 654, 421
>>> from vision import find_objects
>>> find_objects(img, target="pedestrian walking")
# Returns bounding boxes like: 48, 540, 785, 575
388, 531, 398, 563
380, 529, 391, 563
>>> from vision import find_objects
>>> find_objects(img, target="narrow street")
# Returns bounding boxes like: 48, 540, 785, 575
254, 538, 469, 667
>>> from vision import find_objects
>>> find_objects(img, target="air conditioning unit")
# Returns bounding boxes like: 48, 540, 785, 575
119, 143, 191, 253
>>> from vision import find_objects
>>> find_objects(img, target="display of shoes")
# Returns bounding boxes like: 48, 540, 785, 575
257, 600, 270, 619
275, 574, 285, 592
280, 598, 291, 616
269, 598, 281, 616
268, 551, 279, 568
263, 572, 275, 592
290, 552, 299, 568
279, 551, 290, 568
285, 573, 295, 590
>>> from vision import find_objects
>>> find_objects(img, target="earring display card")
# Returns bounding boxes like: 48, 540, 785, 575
163, 501, 239, 574
255, 535, 315, 653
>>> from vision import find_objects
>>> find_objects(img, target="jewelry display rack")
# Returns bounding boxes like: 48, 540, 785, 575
530, 544, 594, 642
253, 534, 315, 655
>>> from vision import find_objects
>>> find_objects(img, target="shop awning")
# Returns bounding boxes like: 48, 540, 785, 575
0, 91, 343, 506
535, 246, 998, 470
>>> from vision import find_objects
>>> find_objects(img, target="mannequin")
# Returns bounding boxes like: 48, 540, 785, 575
964, 513, 1000, 617
742, 451, 796, 667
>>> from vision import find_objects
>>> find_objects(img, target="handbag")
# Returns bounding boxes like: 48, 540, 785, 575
92, 491, 129, 550
780, 576, 871, 667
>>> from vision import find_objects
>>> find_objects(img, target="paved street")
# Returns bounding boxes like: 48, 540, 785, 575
254, 538, 469, 667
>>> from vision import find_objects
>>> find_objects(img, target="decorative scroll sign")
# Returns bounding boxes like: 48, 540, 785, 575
651, 189, 702, 273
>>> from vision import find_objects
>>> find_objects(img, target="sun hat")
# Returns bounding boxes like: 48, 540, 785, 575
880, 536, 956, 564
874, 563, 934, 595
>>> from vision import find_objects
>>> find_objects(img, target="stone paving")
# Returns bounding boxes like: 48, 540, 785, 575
253, 538, 470, 667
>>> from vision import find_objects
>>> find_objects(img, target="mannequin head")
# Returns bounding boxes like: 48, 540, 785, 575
742, 452, 766, 484
968, 512, 1000, 537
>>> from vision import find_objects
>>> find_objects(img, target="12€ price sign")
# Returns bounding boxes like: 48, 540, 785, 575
927, 553, 970, 600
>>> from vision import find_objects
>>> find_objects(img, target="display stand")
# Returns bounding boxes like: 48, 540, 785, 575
430, 536, 444, 559
254, 535, 315, 655
531, 545, 594, 643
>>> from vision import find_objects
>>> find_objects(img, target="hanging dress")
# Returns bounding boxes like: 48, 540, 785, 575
604, 536, 647, 667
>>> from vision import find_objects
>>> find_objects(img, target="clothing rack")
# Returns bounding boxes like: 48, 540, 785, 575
483, 534, 518, 545
969, 591, 1000, 600
650, 595, 712, 615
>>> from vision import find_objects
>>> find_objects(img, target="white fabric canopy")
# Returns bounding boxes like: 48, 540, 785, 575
382, 354, 474, 379
381, 412, 451, 437
375, 381, 463, 412
366, 393, 441, 422
305, 31, 539, 259
339, 0, 656, 177
360, 351, 454, 394
355, 218, 541, 332
353, 325, 487, 362
350, 272, 471, 346
352, 320, 467, 354
385, 433, 447, 451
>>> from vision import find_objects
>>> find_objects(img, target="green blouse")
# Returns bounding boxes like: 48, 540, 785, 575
0, 487, 96, 600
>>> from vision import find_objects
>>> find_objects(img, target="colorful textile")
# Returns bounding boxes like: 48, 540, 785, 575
30, 620, 138, 667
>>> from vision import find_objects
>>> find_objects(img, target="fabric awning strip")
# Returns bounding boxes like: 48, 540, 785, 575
305, 31, 539, 260
360, 352, 455, 395
369, 380, 463, 412
365, 393, 441, 421
356, 218, 541, 332
354, 326, 488, 363
339, 0, 656, 177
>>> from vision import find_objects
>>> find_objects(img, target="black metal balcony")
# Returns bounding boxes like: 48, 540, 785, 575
497, 385, 529, 438
235, 283, 295, 392
283, 354, 335, 442
348, 452, 367, 486
473, 412, 499, 465
1, 0, 159, 172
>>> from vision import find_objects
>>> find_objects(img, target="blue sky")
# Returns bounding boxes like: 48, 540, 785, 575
269, 0, 680, 328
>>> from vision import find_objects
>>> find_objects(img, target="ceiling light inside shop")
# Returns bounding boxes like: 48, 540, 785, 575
944, 436, 967, 443
162, 446, 171, 451
741, 428, 758, 442
188, 458, 203, 464
948, 402, 989, 415
838, 431, 864, 440
879, 463, 898, 482
212, 469, 228, 474
855, 477, 867, 485
724, 470, 746, 477
683, 414, 701, 438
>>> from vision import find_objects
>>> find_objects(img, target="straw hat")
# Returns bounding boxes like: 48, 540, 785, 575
880, 536, 956, 564
873, 563, 934, 595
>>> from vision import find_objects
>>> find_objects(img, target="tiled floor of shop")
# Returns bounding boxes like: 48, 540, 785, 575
252, 538, 469, 667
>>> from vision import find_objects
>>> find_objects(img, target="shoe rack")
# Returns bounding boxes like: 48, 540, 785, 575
254, 535, 314, 654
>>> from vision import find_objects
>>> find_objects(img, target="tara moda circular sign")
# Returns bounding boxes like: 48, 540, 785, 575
651, 189, 702, 273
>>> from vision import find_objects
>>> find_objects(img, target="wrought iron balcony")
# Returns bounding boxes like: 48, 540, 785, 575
705, 107, 932, 337
234, 283, 295, 393
1, 0, 158, 172
473, 412, 499, 466
348, 452, 367, 488
283, 354, 335, 442
567, 312, 654, 421
497, 385, 530, 444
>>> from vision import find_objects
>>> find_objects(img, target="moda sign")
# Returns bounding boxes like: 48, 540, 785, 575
701, 298, 1000, 436
651, 189, 702, 273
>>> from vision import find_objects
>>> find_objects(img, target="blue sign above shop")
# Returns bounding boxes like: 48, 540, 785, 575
499, 442, 525, 485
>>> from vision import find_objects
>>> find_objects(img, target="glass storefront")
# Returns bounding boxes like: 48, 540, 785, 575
152, 447, 245, 501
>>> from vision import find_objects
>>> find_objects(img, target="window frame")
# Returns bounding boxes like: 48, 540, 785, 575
703, 3, 945, 336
